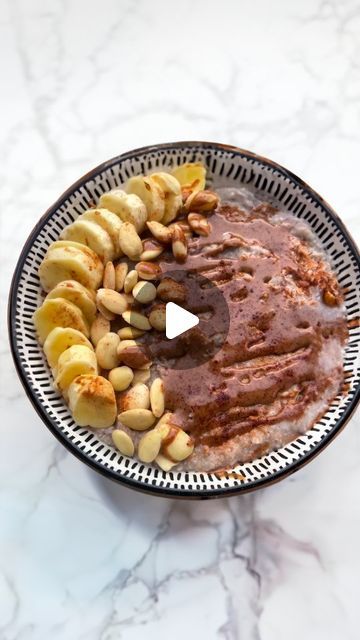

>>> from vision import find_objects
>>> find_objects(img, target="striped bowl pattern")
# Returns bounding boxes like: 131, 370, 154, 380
8, 142, 360, 498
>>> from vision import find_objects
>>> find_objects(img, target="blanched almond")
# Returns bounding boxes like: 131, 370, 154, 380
132, 281, 157, 304
124, 269, 138, 294
122, 310, 151, 331
108, 366, 134, 391
103, 261, 116, 289
146, 220, 173, 244
157, 277, 186, 303
118, 408, 156, 431
118, 326, 145, 339
162, 428, 194, 462
95, 332, 120, 369
96, 288, 128, 315
155, 412, 178, 439
115, 262, 128, 291
148, 303, 166, 331
150, 378, 165, 418
118, 383, 150, 411
97, 301, 115, 321
112, 429, 135, 456
132, 369, 151, 384
90, 313, 110, 346
138, 429, 162, 463
119, 222, 143, 260
135, 261, 162, 281
155, 453, 177, 471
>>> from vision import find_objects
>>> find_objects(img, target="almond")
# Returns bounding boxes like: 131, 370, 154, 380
103, 261, 116, 289
115, 262, 128, 292
118, 408, 156, 431
96, 288, 128, 315
146, 220, 173, 244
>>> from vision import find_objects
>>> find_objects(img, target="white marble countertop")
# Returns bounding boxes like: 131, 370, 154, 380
1, 0, 360, 638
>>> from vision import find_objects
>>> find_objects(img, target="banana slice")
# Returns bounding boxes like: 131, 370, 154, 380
81, 208, 123, 257
55, 345, 98, 393
68, 374, 117, 428
45, 280, 96, 324
150, 172, 182, 224
33, 298, 89, 345
125, 176, 165, 222
171, 162, 206, 193
39, 241, 103, 292
44, 327, 94, 369
60, 219, 115, 263
150, 172, 181, 195
99, 189, 147, 233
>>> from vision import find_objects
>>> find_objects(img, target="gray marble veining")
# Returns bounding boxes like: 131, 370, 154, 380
1, 0, 360, 638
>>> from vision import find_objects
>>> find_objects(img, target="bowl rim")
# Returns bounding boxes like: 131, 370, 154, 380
8, 140, 360, 499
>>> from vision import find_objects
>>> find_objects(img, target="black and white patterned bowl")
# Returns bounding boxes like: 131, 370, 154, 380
8, 142, 360, 499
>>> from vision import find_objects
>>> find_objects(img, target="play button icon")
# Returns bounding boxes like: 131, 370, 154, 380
147, 269, 230, 370
166, 302, 199, 339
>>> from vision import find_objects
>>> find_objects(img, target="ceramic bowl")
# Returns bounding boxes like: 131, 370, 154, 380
8, 141, 360, 498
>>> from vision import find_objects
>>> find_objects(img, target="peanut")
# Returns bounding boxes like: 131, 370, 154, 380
138, 429, 162, 463
184, 189, 219, 213
188, 213, 212, 236
171, 225, 187, 262
112, 429, 135, 456
140, 237, 164, 261
135, 261, 162, 281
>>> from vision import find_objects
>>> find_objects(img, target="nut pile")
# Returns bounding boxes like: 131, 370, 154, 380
33, 163, 218, 471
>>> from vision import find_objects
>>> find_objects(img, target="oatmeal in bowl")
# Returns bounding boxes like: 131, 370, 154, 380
9, 142, 359, 497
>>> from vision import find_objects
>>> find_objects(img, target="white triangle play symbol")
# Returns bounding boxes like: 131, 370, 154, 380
166, 302, 199, 339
